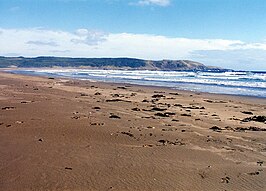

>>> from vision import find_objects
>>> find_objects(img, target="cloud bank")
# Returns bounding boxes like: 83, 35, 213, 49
0, 28, 266, 70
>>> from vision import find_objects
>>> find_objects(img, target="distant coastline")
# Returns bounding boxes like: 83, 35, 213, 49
0, 56, 226, 71
2, 56, 265, 98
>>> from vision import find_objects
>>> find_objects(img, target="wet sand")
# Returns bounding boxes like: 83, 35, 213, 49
0, 71, 266, 191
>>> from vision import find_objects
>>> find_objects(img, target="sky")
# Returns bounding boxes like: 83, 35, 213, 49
1, 0, 266, 70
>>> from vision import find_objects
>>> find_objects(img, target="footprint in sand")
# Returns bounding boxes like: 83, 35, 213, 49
221, 176, 230, 183
2, 106, 15, 110
120, 131, 134, 138
92, 106, 101, 110
109, 113, 121, 119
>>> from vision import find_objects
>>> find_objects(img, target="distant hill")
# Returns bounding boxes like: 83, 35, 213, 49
0, 56, 224, 71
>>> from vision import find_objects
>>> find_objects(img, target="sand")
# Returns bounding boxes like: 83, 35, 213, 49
0, 71, 266, 191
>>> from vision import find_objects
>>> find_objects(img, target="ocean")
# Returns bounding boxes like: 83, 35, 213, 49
9, 69, 266, 98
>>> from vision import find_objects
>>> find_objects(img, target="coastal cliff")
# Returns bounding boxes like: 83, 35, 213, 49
0, 56, 223, 71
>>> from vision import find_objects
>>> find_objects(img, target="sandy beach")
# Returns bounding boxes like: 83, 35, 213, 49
0, 71, 266, 191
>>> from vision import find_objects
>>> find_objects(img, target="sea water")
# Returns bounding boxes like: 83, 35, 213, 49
9, 69, 266, 98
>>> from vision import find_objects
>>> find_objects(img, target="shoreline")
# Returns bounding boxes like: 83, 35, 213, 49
2, 68, 266, 101
0, 71, 266, 190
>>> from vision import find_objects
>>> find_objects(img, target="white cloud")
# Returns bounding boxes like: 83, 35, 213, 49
72, 29, 107, 45
0, 28, 266, 70
26, 40, 58, 47
137, 0, 170, 6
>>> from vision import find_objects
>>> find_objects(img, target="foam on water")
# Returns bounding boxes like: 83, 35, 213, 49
8, 69, 266, 98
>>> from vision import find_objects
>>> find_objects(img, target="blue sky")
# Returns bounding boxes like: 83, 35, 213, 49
1, 0, 266, 70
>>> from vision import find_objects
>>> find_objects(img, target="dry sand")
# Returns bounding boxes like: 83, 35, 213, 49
0, 71, 266, 191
